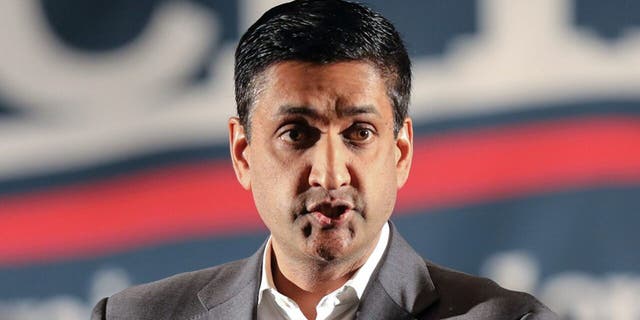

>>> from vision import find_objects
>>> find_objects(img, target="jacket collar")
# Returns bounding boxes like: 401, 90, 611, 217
356, 222, 440, 319
196, 222, 439, 319
197, 241, 265, 319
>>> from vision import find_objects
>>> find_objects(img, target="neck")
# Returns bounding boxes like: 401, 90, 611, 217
272, 259, 355, 319
269, 238, 379, 320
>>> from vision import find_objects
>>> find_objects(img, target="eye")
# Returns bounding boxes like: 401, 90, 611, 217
278, 123, 320, 148
343, 124, 376, 143
282, 128, 304, 142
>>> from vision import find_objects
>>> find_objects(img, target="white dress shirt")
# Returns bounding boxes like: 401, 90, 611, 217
257, 222, 390, 320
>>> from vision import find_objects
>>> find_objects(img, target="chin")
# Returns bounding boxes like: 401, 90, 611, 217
308, 229, 356, 262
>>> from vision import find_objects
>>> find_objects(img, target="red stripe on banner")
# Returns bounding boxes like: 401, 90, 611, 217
0, 163, 258, 266
398, 116, 640, 210
1, 115, 640, 266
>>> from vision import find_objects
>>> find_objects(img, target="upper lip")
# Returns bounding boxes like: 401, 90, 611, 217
306, 199, 355, 219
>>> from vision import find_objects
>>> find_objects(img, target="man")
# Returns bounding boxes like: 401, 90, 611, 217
92, 0, 556, 319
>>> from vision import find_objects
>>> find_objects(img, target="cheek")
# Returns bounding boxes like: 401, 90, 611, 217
355, 144, 398, 206
249, 147, 304, 215
249, 137, 289, 177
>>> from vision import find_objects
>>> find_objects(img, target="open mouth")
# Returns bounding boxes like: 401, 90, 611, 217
305, 200, 354, 227
314, 203, 349, 218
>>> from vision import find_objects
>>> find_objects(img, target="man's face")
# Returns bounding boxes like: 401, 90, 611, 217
229, 61, 412, 264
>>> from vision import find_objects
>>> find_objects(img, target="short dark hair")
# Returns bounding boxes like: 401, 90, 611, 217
234, 0, 411, 138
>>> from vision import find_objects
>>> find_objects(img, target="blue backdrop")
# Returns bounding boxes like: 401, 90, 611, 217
1, 1, 639, 319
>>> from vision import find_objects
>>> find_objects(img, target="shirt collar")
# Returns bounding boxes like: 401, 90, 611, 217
258, 222, 390, 303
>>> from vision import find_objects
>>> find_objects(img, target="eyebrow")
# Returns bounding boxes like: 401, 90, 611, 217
275, 105, 380, 119
276, 105, 321, 119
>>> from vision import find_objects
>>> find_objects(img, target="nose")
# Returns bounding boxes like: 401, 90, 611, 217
308, 134, 351, 189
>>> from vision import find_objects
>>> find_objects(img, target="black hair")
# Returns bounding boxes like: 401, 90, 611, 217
234, 0, 411, 138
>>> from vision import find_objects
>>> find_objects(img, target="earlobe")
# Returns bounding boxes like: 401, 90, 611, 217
229, 117, 251, 190
395, 118, 413, 188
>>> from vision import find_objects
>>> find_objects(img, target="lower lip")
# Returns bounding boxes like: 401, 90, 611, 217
310, 210, 352, 227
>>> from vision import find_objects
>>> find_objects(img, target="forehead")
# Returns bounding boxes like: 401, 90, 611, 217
253, 61, 392, 118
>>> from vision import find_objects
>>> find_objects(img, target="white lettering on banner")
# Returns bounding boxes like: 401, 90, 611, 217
481, 251, 640, 320
0, 267, 131, 320
240, 0, 288, 31
0, 0, 639, 179
0, 0, 234, 179
0, 254, 638, 320
412, 0, 640, 121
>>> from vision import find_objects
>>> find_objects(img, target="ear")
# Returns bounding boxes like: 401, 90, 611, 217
229, 117, 251, 190
395, 118, 413, 189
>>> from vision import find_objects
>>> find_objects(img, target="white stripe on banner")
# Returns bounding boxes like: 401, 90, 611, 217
0, 0, 639, 180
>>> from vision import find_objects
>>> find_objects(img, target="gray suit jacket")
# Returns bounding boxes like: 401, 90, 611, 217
91, 224, 556, 319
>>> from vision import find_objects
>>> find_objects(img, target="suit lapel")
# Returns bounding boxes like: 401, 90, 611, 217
196, 243, 266, 320
356, 280, 418, 320
357, 222, 440, 319
194, 223, 438, 320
